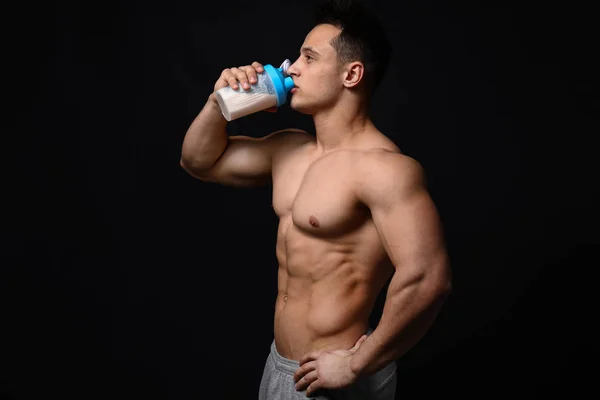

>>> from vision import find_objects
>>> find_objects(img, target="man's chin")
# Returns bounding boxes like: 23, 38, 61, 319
290, 100, 314, 115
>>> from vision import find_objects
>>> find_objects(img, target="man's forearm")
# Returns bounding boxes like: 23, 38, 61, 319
180, 94, 229, 172
350, 272, 450, 377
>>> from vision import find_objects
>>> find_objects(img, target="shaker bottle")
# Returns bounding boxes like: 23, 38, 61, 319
215, 59, 295, 121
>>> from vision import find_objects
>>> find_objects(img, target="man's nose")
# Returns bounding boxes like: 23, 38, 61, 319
287, 61, 300, 77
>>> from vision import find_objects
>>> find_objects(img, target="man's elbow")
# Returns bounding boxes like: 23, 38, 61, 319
421, 277, 451, 312
180, 157, 211, 180
437, 279, 452, 299
431, 258, 452, 300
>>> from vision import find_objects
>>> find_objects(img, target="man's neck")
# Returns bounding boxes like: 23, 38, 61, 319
312, 102, 374, 153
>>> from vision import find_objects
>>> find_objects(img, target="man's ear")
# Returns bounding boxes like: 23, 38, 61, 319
342, 61, 365, 88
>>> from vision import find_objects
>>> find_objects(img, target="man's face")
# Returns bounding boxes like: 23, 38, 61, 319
287, 24, 345, 114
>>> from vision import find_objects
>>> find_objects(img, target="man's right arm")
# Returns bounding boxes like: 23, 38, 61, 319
180, 98, 307, 187
180, 62, 309, 187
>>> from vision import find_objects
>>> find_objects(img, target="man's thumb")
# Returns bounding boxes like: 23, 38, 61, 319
352, 334, 368, 350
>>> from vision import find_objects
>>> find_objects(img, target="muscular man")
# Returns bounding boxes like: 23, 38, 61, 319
180, 1, 451, 399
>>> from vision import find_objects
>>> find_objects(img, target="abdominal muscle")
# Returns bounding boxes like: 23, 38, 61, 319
273, 222, 391, 361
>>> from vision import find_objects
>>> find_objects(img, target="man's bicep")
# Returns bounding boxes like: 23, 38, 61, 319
372, 188, 447, 270
359, 156, 449, 280
202, 135, 272, 186
198, 129, 308, 187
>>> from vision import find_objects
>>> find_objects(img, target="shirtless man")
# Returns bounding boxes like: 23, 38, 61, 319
180, 1, 451, 399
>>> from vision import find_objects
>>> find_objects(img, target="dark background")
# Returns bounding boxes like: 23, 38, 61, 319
4, 0, 598, 398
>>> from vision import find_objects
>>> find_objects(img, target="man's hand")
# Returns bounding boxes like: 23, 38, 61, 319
210, 61, 277, 113
213, 61, 264, 92
293, 334, 368, 397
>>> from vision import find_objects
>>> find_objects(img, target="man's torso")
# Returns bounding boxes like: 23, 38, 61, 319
270, 131, 400, 360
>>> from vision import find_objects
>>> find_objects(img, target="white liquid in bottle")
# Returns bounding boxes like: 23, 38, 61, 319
215, 86, 277, 121
215, 60, 292, 121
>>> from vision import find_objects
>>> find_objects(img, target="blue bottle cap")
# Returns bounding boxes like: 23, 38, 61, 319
264, 60, 294, 107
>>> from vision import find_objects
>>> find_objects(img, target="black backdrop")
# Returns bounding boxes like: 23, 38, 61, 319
4, 0, 598, 398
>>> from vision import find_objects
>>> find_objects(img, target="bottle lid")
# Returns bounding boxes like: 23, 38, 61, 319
264, 59, 295, 107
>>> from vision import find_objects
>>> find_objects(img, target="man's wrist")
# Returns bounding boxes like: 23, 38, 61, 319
207, 93, 219, 109
205, 93, 227, 123
349, 354, 366, 378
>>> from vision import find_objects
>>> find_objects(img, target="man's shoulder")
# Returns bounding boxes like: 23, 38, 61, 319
267, 128, 314, 145
354, 148, 423, 177
351, 149, 427, 200
267, 128, 315, 167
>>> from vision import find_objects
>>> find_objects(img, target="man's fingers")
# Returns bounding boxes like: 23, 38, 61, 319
293, 361, 317, 382
240, 65, 258, 84
305, 379, 323, 397
295, 370, 318, 391
226, 76, 239, 90
230, 67, 250, 90
299, 351, 322, 366
251, 61, 264, 73
219, 69, 238, 90
215, 62, 264, 92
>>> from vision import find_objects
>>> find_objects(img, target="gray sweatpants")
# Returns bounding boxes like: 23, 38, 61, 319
258, 335, 397, 400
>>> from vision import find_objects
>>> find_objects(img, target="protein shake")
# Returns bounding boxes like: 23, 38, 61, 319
215, 59, 294, 121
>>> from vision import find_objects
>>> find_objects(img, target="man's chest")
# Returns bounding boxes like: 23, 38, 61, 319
272, 152, 368, 236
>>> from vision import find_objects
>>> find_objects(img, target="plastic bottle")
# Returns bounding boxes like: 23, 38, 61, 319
214, 59, 294, 121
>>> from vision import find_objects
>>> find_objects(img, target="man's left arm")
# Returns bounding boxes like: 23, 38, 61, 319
349, 154, 452, 377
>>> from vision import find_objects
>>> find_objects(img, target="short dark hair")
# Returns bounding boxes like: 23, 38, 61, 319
314, 0, 392, 96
